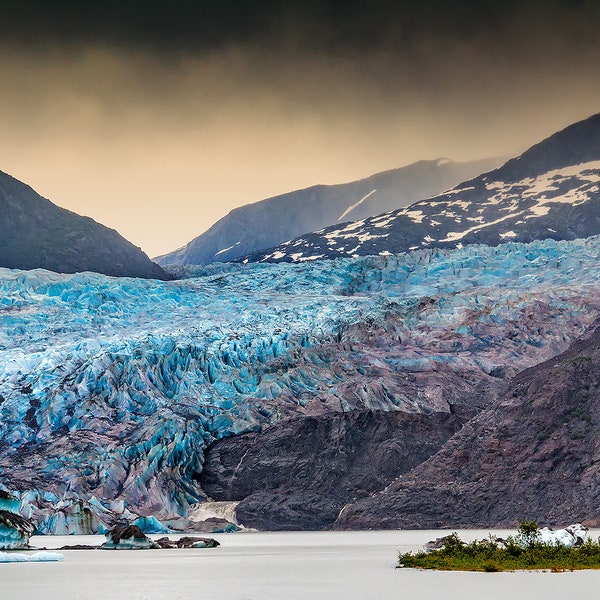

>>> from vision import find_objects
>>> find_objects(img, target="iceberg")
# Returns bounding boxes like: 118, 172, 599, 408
132, 516, 171, 534
537, 524, 590, 547
0, 551, 64, 563
0, 510, 35, 549
100, 524, 154, 550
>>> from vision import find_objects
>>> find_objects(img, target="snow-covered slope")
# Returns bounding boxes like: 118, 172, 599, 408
155, 158, 500, 266
2, 235, 600, 531
246, 113, 600, 263
0, 170, 168, 279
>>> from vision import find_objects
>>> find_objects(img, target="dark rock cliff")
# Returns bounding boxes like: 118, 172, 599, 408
200, 410, 462, 530
335, 324, 600, 529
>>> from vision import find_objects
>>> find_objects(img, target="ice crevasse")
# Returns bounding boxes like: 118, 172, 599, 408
1, 236, 600, 532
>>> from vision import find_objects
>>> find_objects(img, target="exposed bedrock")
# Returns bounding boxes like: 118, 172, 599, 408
335, 325, 600, 529
200, 410, 461, 530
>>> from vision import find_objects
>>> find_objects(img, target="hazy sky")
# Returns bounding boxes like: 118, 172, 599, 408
1, 0, 599, 257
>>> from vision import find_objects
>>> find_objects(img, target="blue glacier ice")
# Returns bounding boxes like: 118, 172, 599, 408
0, 509, 35, 549
0, 550, 64, 562
2, 236, 600, 532
132, 515, 171, 534
0, 490, 20, 513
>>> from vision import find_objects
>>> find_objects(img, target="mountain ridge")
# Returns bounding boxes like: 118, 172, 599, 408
0, 169, 168, 280
155, 157, 500, 266
243, 113, 600, 264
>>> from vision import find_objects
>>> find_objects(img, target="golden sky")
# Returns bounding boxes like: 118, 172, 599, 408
1, 2, 599, 257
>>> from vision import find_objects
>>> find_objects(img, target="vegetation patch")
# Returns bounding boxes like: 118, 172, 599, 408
398, 522, 600, 572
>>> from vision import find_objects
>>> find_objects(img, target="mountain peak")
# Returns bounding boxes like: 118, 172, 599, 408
242, 113, 600, 264
0, 170, 168, 279
157, 157, 500, 266
498, 112, 600, 181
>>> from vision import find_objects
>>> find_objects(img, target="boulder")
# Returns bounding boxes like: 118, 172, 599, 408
155, 536, 220, 549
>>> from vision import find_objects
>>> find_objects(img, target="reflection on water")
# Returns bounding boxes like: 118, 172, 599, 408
3, 530, 600, 600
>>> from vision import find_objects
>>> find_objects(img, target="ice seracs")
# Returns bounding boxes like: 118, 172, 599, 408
4, 235, 600, 531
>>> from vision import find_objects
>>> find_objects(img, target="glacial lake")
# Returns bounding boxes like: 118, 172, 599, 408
4, 530, 600, 600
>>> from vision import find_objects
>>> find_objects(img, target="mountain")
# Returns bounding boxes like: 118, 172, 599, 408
2, 235, 600, 532
245, 113, 600, 263
155, 158, 500, 266
335, 321, 600, 529
0, 169, 168, 279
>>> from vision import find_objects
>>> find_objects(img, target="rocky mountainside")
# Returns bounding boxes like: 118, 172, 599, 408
1, 235, 600, 532
0, 169, 168, 279
155, 158, 499, 266
200, 411, 461, 530
335, 323, 600, 529
246, 113, 600, 263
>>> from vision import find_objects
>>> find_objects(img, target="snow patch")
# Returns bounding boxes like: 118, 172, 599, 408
338, 189, 377, 221
215, 242, 241, 257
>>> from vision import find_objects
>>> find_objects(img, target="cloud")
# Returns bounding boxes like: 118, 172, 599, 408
0, 1, 598, 256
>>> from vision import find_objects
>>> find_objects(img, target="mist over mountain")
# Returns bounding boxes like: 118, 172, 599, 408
246, 113, 600, 263
0, 169, 168, 279
156, 157, 499, 266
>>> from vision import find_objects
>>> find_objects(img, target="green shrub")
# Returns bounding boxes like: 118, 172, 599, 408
398, 523, 600, 572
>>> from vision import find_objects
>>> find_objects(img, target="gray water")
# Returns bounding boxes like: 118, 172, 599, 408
3, 530, 600, 600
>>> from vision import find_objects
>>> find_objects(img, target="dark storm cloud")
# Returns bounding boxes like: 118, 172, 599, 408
2, 1, 598, 56
0, 0, 598, 257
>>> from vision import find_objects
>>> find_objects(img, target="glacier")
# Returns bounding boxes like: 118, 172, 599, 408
2, 236, 600, 532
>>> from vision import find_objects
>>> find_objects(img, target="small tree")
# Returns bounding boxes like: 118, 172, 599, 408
518, 520, 540, 548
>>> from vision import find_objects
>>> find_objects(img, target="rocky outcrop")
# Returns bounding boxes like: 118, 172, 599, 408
0, 510, 35, 549
335, 325, 600, 529
0, 169, 168, 279
154, 536, 220, 549
201, 410, 461, 530
61, 532, 220, 550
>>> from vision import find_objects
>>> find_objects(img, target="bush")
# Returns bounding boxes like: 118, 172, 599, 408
397, 523, 600, 572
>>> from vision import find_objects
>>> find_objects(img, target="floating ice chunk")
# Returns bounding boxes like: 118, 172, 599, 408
0, 551, 64, 562
133, 516, 171, 534
515, 523, 590, 547
537, 524, 589, 547
0, 511, 35, 550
